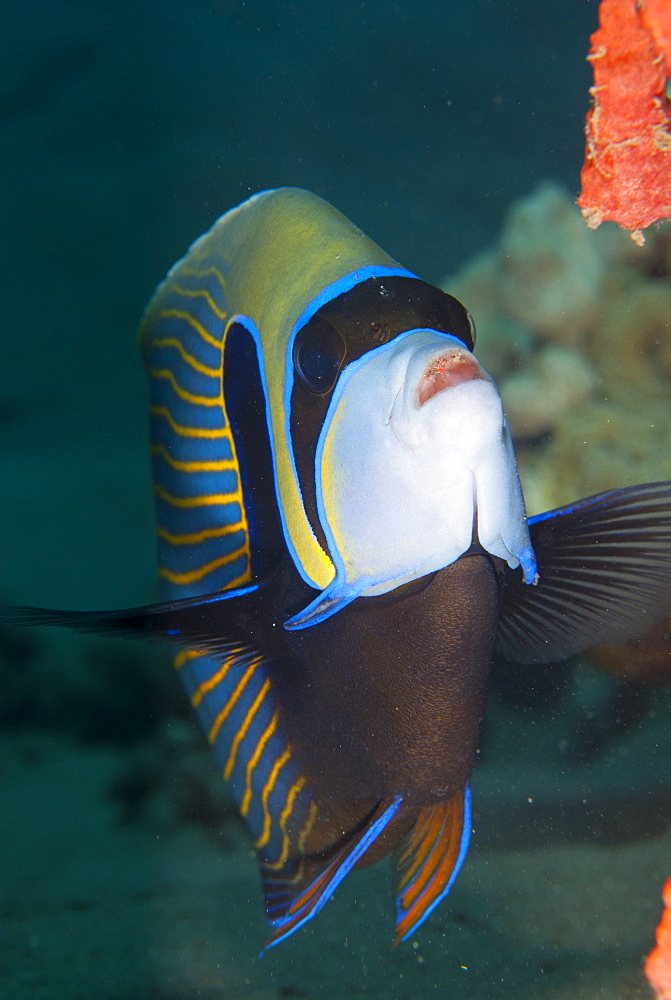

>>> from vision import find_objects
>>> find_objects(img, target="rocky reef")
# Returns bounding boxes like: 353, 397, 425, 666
444, 181, 671, 517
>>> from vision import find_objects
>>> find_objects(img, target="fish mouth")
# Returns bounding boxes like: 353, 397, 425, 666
386, 336, 491, 449
417, 349, 486, 406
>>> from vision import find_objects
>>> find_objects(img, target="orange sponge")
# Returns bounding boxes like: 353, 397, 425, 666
578, 0, 671, 243
645, 878, 671, 1000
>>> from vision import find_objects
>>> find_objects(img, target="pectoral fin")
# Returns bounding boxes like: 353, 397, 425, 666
496, 481, 671, 664
0, 584, 262, 657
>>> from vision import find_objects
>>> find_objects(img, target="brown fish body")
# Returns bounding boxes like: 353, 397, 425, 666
262, 553, 500, 859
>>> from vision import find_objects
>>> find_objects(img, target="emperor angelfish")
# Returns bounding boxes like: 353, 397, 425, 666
5, 188, 671, 950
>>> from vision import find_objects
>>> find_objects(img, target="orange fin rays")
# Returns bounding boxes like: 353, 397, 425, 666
393, 785, 471, 944
261, 795, 403, 954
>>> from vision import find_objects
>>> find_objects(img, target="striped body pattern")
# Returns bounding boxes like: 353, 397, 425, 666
140, 243, 317, 898
173, 645, 315, 890
141, 266, 251, 595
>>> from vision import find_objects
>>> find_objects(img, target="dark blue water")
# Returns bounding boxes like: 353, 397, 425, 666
1, 2, 669, 998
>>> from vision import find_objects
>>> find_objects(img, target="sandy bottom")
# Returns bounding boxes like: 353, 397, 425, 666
2, 686, 669, 1000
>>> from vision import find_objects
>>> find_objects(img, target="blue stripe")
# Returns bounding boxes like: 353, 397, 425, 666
154, 499, 243, 535
146, 313, 224, 371
158, 530, 246, 569
150, 434, 234, 465
149, 393, 226, 431
226, 694, 276, 801
148, 351, 220, 398
529, 503, 588, 526
153, 467, 239, 501
198, 662, 264, 747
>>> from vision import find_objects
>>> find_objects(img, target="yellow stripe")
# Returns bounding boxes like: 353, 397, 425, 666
254, 746, 292, 850
241, 711, 279, 817
207, 659, 259, 744
150, 285, 253, 597
174, 649, 202, 669
148, 367, 220, 407
169, 284, 228, 322
149, 334, 220, 377
262, 776, 309, 870
226, 565, 254, 590
157, 310, 225, 356
151, 443, 235, 473
180, 265, 227, 299
157, 522, 244, 545
159, 545, 248, 585
150, 404, 227, 439
190, 653, 238, 709
297, 799, 319, 855
154, 484, 240, 508
223, 678, 271, 781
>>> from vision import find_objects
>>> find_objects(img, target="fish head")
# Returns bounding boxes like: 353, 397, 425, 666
320, 327, 535, 590
286, 286, 536, 628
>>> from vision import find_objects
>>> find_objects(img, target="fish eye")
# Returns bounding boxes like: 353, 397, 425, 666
466, 310, 476, 347
440, 292, 476, 351
293, 317, 346, 394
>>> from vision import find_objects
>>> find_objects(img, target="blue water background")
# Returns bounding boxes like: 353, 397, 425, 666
2, 3, 669, 999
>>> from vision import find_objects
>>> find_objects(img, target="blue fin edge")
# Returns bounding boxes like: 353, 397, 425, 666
283, 584, 362, 630
260, 795, 403, 954
396, 784, 472, 943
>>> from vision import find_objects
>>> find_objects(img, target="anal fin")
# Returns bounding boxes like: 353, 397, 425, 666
261, 795, 402, 953
393, 785, 471, 944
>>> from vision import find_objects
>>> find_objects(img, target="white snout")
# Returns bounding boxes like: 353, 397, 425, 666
390, 340, 491, 451
318, 329, 534, 598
